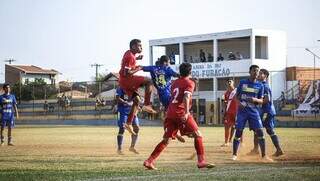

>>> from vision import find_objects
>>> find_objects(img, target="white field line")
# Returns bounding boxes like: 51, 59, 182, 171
82, 165, 318, 181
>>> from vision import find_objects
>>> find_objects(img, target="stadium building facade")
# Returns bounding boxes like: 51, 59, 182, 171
149, 29, 287, 124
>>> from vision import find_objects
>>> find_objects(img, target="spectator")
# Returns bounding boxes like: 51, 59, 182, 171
189, 56, 193, 63
200, 49, 206, 62
207, 53, 213, 62
217, 53, 224, 61
199, 112, 205, 124
236, 52, 243, 60
228, 52, 236, 60
169, 52, 175, 64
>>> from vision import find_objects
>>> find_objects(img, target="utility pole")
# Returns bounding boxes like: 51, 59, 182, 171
4, 59, 16, 64
90, 63, 103, 81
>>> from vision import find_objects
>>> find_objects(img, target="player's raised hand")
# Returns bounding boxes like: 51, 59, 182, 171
136, 55, 144, 60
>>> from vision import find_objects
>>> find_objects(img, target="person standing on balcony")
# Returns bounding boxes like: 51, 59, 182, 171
200, 49, 206, 62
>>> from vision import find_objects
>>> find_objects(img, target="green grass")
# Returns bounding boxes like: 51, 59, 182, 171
0, 126, 319, 180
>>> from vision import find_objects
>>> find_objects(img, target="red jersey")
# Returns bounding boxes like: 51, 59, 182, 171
166, 77, 195, 119
224, 88, 238, 115
119, 50, 137, 78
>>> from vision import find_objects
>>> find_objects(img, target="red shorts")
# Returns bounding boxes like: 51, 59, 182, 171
163, 115, 199, 138
119, 75, 145, 97
224, 113, 236, 127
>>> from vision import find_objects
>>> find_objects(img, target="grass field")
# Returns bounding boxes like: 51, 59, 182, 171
0, 126, 319, 180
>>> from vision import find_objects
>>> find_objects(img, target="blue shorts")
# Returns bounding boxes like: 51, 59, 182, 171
159, 92, 171, 109
261, 113, 275, 129
1, 119, 15, 128
235, 108, 262, 130
117, 113, 139, 128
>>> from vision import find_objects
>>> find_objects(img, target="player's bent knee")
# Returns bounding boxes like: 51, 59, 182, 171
133, 125, 140, 134
266, 128, 275, 136
118, 128, 125, 135
162, 138, 170, 145
234, 129, 243, 139
255, 128, 264, 139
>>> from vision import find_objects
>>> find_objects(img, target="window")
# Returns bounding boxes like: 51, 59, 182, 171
198, 79, 213, 91
255, 36, 268, 59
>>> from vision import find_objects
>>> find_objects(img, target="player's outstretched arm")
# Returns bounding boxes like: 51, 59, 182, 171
183, 92, 191, 121
14, 104, 19, 119
116, 95, 130, 106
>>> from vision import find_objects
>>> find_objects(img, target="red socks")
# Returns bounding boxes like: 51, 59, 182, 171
148, 140, 168, 162
194, 137, 205, 163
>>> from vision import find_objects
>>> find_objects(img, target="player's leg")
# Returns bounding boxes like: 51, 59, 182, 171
265, 114, 283, 156
144, 137, 170, 170
232, 111, 246, 160
124, 93, 140, 135
143, 118, 174, 170
247, 131, 259, 155
0, 125, 4, 146
181, 115, 214, 168
129, 116, 140, 154
117, 114, 126, 154
7, 124, 13, 146
229, 125, 235, 144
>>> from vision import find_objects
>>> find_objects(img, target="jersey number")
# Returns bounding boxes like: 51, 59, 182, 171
172, 88, 179, 103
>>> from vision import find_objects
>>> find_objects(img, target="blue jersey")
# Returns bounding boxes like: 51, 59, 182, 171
236, 79, 264, 112
142, 65, 178, 95
261, 81, 276, 115
0, 94, 17, 120
115, 88, 131, 115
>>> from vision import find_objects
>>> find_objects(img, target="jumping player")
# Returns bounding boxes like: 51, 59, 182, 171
115, 87, 140, 155
0, 84, 19, 146
118, 39, 157, 135
247, 69, 284, 157
232, 65, 272, 161
142, 55, 185, 143
143, 63, 215, 170
221, 79, 239, 147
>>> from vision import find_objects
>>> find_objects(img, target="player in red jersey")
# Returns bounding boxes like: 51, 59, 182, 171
118, 39, 156, 135
221, 79, 239, 147
143, 63, 215, 170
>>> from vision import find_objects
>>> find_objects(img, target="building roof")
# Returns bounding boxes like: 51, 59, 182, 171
7, 65, 59, 75
104, 72, 119, 81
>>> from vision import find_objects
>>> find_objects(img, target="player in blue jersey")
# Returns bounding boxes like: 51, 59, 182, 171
232, 65, 272, 162
115, 87, 140, 155
0, 84, 19, 146
247, 69, 284, 157
142, 55, 179, 109
142, 55, 185, 143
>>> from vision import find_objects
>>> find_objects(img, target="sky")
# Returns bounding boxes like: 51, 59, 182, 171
0, 0, 319, 82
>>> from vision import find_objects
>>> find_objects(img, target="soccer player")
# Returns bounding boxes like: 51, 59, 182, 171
142, 55, 185, 143
118, 39, 157, 135
232, 65, 272, 161
115, 87, 140, 155
221, 79, 239, 147
0, 84, 19, 146
143, 63, 215, 170
247, 69, 284, 157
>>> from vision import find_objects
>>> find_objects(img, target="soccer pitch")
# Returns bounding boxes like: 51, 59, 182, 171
0, 126, 319, 181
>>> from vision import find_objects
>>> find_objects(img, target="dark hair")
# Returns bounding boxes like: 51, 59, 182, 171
3, 83, 10, 89
129, 39, 141, 49
260, 68, 269, 78
155, 60, 160, 66
249, 64, 259, 71
159, 55, 170, 65
179, 63, 192, 77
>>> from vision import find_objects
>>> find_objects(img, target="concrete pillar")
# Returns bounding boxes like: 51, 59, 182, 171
213, 39, 218, 62
149, 46, 153, 65
250, 35, 255, 60
179, 42, 184, 64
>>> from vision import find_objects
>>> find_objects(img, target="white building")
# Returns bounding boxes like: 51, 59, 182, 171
149, 29, 287, 124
